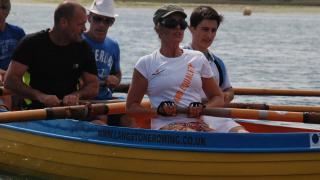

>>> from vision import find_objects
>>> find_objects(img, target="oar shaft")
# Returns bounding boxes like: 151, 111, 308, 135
268, 105, 320, 112
79, 99, 125, 104
112, 85, 320, 96
227, 103, 320, 112
0, 100, 152, 123
234, 87, 320, 96
0, 102, 127, 123
201, 107, 320, 124
2, 85, 320, 97
0, 109, 47, 122
176, 106, 320, 124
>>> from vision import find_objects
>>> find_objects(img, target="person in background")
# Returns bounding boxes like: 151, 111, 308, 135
185, 6, 247, 132
83, 0, 121, 100
0, 0, 25, 110
83, 0, 122, 125
185, 5, 234, 104
126, 4, 224, 132
4, 1, 99, 109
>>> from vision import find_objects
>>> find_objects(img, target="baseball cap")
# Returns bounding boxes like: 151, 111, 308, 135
153, 4, 187, 24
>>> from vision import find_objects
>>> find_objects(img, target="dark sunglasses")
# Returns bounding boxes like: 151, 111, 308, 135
159, 18, 188, 30
92, 16, 115, 26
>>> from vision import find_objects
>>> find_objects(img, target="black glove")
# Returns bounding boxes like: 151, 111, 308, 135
157, 101, 177, 116
188, 102, 206, 118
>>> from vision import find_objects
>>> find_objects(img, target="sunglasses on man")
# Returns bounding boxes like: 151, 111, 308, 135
92, 16, 115, 26
159, 18, 188, 30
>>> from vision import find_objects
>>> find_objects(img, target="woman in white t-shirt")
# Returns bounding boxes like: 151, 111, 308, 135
126, 4, 225, 132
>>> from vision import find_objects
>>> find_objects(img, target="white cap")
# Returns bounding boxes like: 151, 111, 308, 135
88, 0, 118, 18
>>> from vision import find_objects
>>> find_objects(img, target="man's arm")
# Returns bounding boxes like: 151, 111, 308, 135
0, 69, 6, 86
75, 72, 99, 99
4, 61, 61, 107
106, 70, 122, 88
63, 72, 98, 106
223, 87, 234, 104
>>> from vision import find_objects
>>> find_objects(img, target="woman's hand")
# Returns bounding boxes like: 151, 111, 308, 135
188, 102, 205, 118
157, 101, 177, 116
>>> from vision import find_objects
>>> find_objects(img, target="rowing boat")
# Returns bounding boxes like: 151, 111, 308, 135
1, 109, 320, 179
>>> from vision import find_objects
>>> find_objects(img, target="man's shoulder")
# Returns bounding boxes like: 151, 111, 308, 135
5, 23, 25, 37
105, 37, 119, 46
23, 29, 48, 41
183, 48, 203, 57
208, 51, 224, 63
6, 23, 24, 32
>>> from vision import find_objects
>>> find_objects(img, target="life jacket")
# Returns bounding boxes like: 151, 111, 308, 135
203, 52, 225, 87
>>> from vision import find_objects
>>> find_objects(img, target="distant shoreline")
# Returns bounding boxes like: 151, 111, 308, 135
10, 0, 320, 5
11, 0, 320, 13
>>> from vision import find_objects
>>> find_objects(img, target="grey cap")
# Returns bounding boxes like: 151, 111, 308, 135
153, 4, 187, 24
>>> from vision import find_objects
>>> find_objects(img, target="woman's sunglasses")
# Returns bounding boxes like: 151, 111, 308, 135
159, 18, 188, 30
92, 16, 115, 26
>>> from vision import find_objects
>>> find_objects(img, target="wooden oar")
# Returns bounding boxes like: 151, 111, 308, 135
0, 101, 147, 123
112, 84, 320, 97
127, 102, 320, 124
1, 99, 320, 124
234, 87, 320, 96
176, 107, 320, 124
2, 85, 320, 97
79, 99, 125, 104
79, 100, 320, 113
227, 103, 320, 112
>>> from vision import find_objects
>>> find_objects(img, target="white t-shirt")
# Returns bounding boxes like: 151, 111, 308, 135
182, 44, 232, 93
135, 49, 213, 129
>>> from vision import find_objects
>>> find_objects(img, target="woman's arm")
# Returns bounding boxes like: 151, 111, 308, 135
126, 69, 150, 114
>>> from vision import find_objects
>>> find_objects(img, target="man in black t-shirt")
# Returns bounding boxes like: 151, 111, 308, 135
4, 1, 99, 109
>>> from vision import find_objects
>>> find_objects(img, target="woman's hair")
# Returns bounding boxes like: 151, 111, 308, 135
190, 6, 223, 28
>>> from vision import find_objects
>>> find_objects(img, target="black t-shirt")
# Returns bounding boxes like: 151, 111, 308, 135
12, 29, 97, 99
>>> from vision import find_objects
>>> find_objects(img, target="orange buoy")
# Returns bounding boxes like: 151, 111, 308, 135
243, 6, 252, 16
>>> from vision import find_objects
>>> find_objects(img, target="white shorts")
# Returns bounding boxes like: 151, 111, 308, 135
203, 116, 242, 132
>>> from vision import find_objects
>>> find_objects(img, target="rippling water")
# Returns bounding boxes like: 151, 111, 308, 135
7, 3, 320, 105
